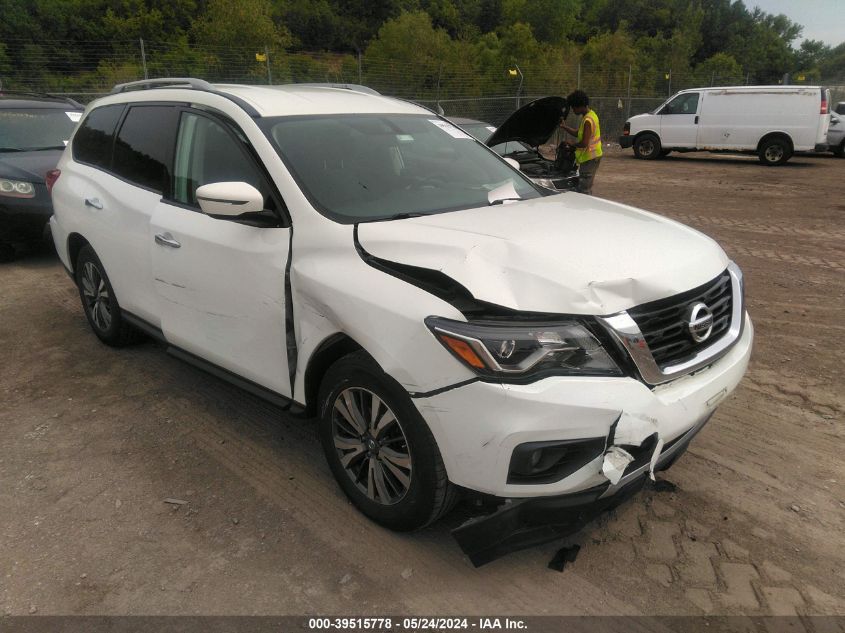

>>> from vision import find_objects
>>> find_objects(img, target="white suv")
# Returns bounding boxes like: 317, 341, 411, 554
50, 79, 753, 564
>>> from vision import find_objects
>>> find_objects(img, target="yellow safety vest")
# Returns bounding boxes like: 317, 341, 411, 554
575, 109, 602, 164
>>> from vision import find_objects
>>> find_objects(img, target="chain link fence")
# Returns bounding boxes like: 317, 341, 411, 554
1, 39, 842, 141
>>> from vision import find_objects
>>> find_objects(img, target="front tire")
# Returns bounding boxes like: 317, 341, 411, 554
633, 133, 661, 160
758, 136, 792, 165
318, 351, 456, 531
75, 245, 138, 347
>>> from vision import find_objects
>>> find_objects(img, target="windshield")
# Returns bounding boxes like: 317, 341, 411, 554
454, 121, 497, 142
260, 114, 541, 223
0, 108, 80, 151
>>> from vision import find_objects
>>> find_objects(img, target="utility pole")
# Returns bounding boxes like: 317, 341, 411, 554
514, 64, 523, 109
576, 62, 581, 89
625, 65, 632, 121
265, 46, 272, 85
667, 68, 671, 96
140, 38, 148, 80
357, 49, 362, 84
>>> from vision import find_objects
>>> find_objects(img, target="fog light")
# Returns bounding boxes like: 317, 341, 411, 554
508, 437, 606, 485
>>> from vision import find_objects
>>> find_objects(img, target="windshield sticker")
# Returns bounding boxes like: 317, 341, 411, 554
66, 111, 82, 122
396, 134, 414, 142
63, 140, 68, 146
428, 119, 472, 139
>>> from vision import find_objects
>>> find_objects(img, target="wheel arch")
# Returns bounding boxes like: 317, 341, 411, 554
634, 129, 661, 143
66, 232, 90, 275
756, 131, 794, 154
303, 332, 366, 417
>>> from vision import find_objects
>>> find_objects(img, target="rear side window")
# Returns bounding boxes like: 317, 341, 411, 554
72, 104, 124, 169
112, 105, 179, 193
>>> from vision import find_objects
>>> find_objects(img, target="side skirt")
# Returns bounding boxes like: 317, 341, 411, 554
122, 311, 307, 418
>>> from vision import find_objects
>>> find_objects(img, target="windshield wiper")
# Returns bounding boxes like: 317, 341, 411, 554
19, 145, 67, 151
0, 147, 23, 152
489, 197, 522, 206
368, 212, 429, 222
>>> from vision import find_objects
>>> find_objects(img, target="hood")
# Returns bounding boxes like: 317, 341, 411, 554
0, 149, 63, 183
486, 97, 569, 148
357, 195, 728, 315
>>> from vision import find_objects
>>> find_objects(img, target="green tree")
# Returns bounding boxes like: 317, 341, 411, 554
694, 52, 743, 86
501, 0, 582, 45
192, 0, 290, 49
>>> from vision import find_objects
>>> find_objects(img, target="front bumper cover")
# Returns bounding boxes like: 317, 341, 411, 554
452, 411, 711, 566
619, 135, 633, 149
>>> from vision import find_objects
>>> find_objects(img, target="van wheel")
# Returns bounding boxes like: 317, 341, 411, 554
758, 136, 792, 165
318, 351, 457, 531
633, 133, 661, 160
75, 245, 138, 347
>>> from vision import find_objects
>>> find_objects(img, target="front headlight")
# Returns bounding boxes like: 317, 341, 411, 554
0, 178, 35, 198
425, 316, 622, 379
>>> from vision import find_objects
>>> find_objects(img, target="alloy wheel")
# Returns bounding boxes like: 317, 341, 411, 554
331, 387, 412, 505
81, 261, 112, 331
639, 139, 655, 157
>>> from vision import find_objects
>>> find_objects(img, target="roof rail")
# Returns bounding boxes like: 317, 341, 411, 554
108, 77, 261, 118
110, 77, 215, 94
293, 83, 380, 95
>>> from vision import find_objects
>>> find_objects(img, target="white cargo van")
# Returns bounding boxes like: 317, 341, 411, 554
621, 86, 831, 165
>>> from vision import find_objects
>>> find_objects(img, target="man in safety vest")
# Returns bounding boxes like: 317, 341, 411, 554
560, 90, 602, 195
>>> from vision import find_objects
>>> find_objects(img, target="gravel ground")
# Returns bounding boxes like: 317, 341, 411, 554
1, 149, 843, 616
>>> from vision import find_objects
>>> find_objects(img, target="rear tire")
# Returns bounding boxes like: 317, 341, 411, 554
75, 245, 138, 347
758, 136, 792, 165
318, 351, 457, 531
633, 133, 661, 160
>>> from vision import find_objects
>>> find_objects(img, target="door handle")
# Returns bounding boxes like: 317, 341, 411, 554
695, 115, 699, 124
154, 232, 181, 249
84, 197, 103, 209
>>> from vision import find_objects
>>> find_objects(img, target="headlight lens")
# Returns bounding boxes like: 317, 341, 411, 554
0, 178, 35, 198
425, 316, 622, 379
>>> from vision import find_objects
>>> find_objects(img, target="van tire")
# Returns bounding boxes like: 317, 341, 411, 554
633, 133, 661, 160
318, 351, 457, 531
758, 136, 792, 165
75, 245, 139, 347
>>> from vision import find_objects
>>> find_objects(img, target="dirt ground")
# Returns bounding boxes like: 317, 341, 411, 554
1, 149, 843, 618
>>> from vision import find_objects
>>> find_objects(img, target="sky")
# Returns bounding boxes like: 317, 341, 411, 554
750, 0, 845, 46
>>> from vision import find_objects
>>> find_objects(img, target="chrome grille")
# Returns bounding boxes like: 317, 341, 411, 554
627, 271, 733, 368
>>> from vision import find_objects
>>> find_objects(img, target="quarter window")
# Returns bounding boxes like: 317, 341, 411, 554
172, 112, 277, 213
112, 105, 179, 193
72, 104, 124, 169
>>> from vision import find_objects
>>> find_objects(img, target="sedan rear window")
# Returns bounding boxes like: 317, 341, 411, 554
261, 114, 540, 223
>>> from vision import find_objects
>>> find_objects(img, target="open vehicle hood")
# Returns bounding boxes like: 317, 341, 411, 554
486, 97, 569, 148
357, 196, 728, 315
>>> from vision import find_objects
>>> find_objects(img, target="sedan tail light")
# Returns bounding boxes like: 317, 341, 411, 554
46, 169, 61, 194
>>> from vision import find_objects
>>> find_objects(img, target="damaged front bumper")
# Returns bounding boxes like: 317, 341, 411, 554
453, 411, 711, 566
413, 315, 752, 563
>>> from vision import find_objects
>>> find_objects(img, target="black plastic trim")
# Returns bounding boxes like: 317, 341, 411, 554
167, 346, 306, 416
121, 311, 305, 416
408, 378, 479, 399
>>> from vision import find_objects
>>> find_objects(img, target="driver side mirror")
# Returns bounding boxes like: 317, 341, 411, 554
196, 181, 263, 217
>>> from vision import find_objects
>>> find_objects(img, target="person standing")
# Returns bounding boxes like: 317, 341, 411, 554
560, 90, 602, 195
